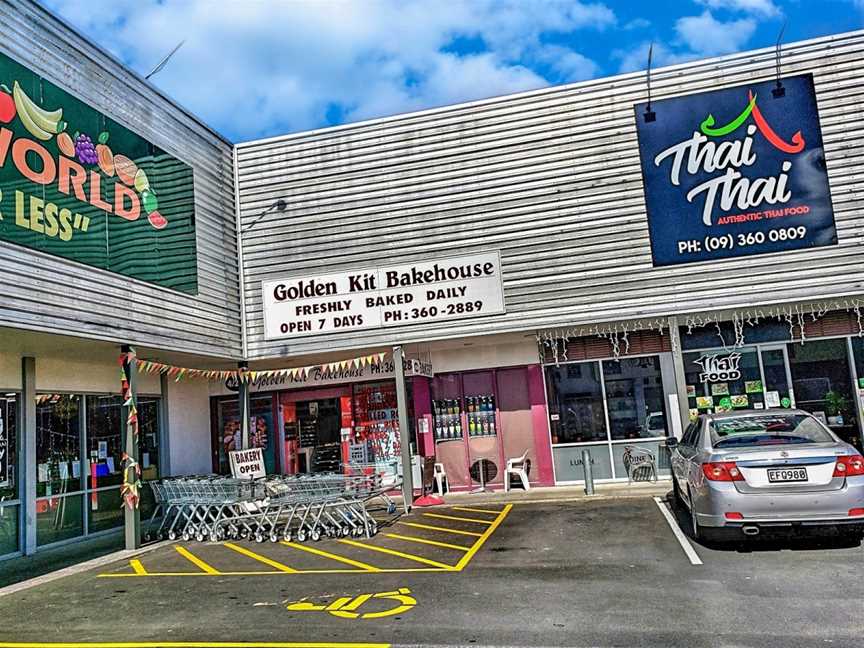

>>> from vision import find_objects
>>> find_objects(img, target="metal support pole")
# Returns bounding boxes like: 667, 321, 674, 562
159, 372, 171, 477
121, 345, 140, 550
667, 316, 691, 438
238, 361, 250, 450
393, 346, 413, 513
21, 357, 36, 556
582, 449, 595, 496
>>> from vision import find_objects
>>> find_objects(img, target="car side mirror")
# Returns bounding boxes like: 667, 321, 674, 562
665, 437, 678, 448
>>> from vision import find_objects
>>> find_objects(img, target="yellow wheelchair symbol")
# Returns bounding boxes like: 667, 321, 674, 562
286, 587, 417, 620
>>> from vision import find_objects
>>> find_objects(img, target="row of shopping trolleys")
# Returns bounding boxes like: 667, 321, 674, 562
145, 472, 397, 544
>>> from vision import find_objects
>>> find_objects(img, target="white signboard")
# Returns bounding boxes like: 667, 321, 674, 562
229, 448, 266, 480
262, 252, 505, 340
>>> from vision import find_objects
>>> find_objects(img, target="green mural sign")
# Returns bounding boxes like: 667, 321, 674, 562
0, 51, 197, 293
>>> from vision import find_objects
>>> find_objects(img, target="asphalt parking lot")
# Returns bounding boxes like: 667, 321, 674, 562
0, 495, 861, 648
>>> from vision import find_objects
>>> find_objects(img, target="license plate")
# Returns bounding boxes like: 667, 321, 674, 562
767, 467, 808, 483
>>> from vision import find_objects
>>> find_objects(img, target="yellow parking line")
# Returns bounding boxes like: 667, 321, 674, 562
280, 541, 381, 571
222, 543, 297, 572
337, 538, 455, 570
129, 559, 147, 575
453, 503, 512, 571
397, 521, 483, 537
452, 506, 504, 516
0, 642, 391, 648
422, 513, 494, 525
174, 546, 220, 575
98, 567, 445, 578
384, 533, 469, 552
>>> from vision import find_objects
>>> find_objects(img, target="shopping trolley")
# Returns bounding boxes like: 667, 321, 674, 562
145, 470, 400, 544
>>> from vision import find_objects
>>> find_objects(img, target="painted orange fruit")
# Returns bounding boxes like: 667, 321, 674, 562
56, 132, 75, 157
113, 154, 138, 186
96, 144, 114, 176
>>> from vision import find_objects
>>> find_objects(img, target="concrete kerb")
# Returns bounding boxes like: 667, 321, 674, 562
0, 540, 172, 598
398, 480, 673, 510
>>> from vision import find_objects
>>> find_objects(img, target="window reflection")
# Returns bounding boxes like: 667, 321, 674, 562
602, 357, 668, 440
34, 392, 161, 546
35, 394, 81, 498
545, 362, 607, 444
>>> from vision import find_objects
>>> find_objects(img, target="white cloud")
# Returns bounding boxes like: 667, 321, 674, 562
44, 0, 612, 141
698, 0, 782, 17
535, 45, 600, 81
675, 10, 757, 56
613, 8, 760, 74
624, 18, 651, 30
613, 41, 698, 73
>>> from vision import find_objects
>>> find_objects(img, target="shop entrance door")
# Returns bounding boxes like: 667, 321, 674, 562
758, 345, 795, 409
296, 399, 342, 473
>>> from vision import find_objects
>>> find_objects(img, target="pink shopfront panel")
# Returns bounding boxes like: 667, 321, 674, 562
496, 367, 543, 486
430, 373, 471, 489
430, 365, 553, 491
462, 371, 504, 487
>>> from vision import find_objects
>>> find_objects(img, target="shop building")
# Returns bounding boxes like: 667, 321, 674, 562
3, 0, 864, 559
233, 28, 864, 491
0, 0, 240, 559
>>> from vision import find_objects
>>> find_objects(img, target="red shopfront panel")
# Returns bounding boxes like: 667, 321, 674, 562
463, 371, 504, 487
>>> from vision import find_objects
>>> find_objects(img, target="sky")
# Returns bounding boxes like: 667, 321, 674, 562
43, 0, 862, 143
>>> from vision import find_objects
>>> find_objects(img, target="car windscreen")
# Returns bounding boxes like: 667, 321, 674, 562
709, 415, 834, 448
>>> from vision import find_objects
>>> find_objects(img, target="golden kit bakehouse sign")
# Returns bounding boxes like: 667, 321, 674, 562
262, 251, 506, 339
0, 50, 197, 293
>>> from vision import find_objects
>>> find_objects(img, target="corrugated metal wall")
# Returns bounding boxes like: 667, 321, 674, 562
0, 0, 241, 359
236, 29, 864, 361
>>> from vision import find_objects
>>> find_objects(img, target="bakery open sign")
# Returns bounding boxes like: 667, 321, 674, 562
262, 251, 506, 339
0, 50, 197, 293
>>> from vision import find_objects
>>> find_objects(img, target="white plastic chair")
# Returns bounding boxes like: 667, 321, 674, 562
433, 463, 449, 496
504, 451, 530, 492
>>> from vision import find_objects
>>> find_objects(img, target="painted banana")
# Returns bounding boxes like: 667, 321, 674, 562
13, 81, 64, 140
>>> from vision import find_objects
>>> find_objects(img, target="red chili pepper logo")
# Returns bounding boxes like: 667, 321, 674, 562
699, 90, 805, 153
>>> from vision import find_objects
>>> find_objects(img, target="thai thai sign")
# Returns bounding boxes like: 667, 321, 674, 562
635, 74, 836, 266
0, 51, 197, 293
262, 251, 505, 339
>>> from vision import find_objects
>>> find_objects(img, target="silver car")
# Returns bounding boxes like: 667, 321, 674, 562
668, 409, 864, 542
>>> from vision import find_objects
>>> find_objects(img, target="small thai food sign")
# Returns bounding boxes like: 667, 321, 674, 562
635, 74, 836, 267
262, 251, 505, 339
0, 50, 197, 293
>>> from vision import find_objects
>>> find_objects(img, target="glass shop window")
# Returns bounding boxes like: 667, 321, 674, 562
683, 349, 764, 416
0, 393, 18, 555
545, 362, 607, 444
602, 356, 668, 440
36, 394, 82, 498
